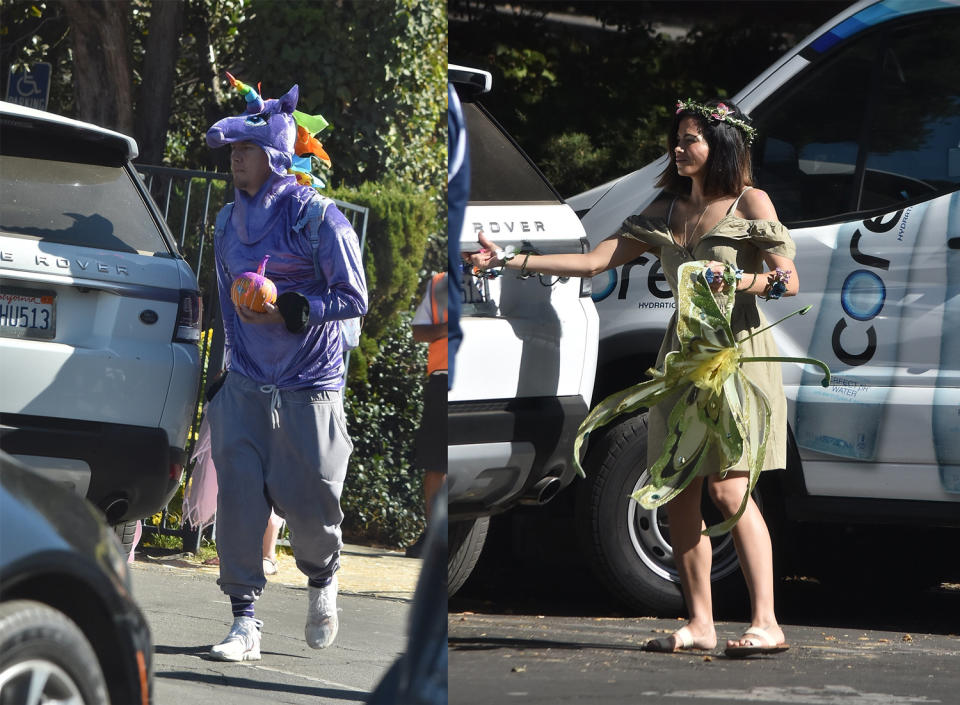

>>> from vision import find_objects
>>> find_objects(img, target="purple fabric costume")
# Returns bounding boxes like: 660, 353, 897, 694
201, 77, 363, 628
206, 84, 367, 389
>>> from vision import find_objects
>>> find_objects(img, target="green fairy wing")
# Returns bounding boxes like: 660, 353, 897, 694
698, 367, 772, 536
574, 262, 741, 484
675, 261, 735, 351
573, 260, 830, 536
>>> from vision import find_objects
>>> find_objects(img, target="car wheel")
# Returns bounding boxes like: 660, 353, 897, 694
448, 517, 490, 597
576, 411, 750, 616
0, 600, 108, 705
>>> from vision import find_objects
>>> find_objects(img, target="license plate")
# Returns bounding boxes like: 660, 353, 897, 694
0, 287, 57, 339
462, 268, 490, 304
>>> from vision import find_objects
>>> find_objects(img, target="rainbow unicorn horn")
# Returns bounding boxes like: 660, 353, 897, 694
225, 71, 265, 114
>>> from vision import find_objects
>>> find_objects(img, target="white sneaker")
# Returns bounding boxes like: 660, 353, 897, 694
209, 616, 263, 661
305, 574, 339, 649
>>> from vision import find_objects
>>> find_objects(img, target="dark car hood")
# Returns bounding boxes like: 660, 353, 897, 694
0, 452, 119, 578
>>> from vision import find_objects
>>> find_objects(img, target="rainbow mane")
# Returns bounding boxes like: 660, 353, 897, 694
208, 72, 333, 188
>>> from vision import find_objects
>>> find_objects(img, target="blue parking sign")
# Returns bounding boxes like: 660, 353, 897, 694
7, 63, 51, 111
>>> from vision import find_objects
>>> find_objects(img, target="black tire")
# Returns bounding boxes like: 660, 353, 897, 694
448, 517, 490, 597
113, 519, 140, 559
0, 600, 108, 705
575, 411, 751, 616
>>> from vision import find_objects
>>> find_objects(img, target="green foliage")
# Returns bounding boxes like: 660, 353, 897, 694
495, 45, 557, 107
449, 7, 672, 196
449, 0, 849, 197
539, 132, 611, 197
243, 0, 447, 194
324, 180, 436, 384
420, 226, 448, 281
164, 0, 249, 168
342, 313, 427, 547
0, 0, 74, 117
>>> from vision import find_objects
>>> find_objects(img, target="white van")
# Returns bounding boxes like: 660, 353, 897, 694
448, 66, 599, 595
568, 0, 960, 613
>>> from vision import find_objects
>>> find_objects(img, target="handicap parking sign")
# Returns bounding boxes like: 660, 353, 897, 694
6, 63, 51, 111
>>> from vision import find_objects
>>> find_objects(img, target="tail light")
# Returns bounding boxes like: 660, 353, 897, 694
174, 289, 201, 343
579, 237, 593, 297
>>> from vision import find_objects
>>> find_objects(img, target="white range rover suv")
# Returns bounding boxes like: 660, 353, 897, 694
0, 101, 202, 545
447, 66, 599, 595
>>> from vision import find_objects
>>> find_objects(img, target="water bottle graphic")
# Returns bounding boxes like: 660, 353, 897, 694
795, 207, 919, 460
933, 190, 960, 493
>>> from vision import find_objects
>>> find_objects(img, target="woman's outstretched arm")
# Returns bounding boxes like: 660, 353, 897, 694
467, 230, 650, 279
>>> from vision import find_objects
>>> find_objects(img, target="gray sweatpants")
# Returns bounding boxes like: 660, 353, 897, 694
207, 371, 352, 602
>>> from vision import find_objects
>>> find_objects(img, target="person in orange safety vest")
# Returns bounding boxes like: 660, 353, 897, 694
406, 272, 448, 557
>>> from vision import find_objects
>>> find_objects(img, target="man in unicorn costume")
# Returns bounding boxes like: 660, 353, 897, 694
204, 73, 367, 661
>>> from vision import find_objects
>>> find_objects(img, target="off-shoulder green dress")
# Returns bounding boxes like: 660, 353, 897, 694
615, 192, 796, 476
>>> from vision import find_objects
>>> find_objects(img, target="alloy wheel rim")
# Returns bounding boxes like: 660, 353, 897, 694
626, 471, 745, 584
0, 659, 85, 705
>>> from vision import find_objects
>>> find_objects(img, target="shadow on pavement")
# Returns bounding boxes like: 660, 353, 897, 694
153, 644, 212, 657
449, 635, 648, 653
154, 671, 369, 702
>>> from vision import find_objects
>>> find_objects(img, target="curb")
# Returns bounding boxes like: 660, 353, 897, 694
135, 543, 422, 602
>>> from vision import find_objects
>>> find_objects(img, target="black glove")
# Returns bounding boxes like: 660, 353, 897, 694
276, 291, 310, 333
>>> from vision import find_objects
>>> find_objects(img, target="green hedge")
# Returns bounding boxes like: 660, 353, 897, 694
342, 313, 428, 547
244, 0, 446, 194
325, 180, 435, 385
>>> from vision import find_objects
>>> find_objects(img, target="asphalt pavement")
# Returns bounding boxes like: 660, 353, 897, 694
449, 608, 960, 704
449, 565, 960, 705
130, 543, 421, 705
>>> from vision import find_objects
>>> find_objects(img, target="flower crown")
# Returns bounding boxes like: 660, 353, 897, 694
676, 99, 757, 146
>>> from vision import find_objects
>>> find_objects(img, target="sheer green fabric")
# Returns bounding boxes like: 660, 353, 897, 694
573, 255, 828, 536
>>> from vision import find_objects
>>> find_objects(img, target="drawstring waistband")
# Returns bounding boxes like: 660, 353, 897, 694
259, 384, 281, 428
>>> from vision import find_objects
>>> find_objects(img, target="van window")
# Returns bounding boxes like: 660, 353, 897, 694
861, 19, 960, 209
463, 102, 560, 204
753, 34, 876, 224
753, 11, 960, 225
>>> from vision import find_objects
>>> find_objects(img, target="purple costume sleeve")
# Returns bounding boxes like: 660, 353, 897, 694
214, 211, 237, 369
298, 205, 368, 325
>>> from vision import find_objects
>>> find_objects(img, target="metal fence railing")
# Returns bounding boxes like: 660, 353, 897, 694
135, 164, 369, 551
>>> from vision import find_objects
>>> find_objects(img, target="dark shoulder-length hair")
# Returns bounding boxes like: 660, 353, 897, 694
656, 99, 755, 198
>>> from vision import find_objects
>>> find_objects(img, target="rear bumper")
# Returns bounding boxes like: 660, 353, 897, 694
448, 395, 588, 520
0, 413, 184, 522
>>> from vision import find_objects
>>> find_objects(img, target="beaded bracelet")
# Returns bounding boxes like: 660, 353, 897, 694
518, 252, 534, 279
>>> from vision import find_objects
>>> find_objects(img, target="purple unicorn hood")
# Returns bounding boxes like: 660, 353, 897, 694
206, 75, 299, 177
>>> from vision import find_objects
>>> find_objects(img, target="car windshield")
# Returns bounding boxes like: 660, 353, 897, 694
0, 155, 170, 255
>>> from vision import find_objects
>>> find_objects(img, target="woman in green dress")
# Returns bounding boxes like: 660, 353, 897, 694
468, 100, 797, 656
